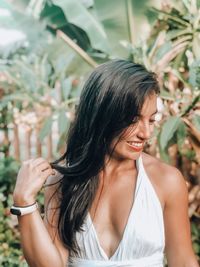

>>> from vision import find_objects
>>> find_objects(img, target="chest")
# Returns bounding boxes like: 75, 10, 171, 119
89, 173, 138, 258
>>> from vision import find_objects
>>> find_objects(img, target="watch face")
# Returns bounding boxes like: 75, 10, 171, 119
10, 208, 22, 216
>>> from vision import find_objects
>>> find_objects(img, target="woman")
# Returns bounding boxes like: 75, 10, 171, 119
12, 60, 199, 267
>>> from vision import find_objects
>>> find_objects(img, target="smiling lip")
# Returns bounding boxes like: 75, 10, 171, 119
126, 141, 144, 152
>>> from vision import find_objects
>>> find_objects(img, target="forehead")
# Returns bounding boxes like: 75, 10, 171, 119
140, 93, 157, 117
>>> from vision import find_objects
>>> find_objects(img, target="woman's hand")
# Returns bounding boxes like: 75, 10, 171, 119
13, 158, 55, 206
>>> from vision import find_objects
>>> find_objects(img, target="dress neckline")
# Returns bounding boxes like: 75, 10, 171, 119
87, 156, 143, 260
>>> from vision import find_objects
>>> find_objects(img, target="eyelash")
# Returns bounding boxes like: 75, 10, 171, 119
149, 119, 156, 124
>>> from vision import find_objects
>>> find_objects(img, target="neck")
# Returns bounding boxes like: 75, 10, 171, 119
103, 154, 138, 178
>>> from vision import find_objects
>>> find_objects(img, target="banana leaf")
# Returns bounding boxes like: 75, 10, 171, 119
50, 0, 111, 54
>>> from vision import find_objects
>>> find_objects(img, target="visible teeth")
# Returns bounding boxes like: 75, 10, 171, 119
128, 142, 143, 147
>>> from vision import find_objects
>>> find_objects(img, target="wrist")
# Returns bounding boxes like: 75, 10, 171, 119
13, 193, 36, 207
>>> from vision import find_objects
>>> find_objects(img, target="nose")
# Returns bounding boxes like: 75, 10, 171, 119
137, 121, 152, 140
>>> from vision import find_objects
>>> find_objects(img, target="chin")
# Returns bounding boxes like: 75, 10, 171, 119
128, 151, 142, 160
119, 149, 142, 161
110, 141, 143, 161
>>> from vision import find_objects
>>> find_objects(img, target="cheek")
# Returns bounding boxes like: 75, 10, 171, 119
150, 124, 155, 133
109, 137, 126, 154
121, 124, 138, 139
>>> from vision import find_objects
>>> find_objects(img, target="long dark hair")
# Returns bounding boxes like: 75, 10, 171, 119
51, 59, 160, 254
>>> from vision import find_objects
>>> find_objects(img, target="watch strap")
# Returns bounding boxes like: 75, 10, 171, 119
10, 202, 38, 216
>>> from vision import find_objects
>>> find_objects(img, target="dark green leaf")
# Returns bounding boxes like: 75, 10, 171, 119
52, 0, 110, 53
160, 116, 181, 150
177, 120, 187, 152
189, 60, 200, 88
158, 132, 170, 163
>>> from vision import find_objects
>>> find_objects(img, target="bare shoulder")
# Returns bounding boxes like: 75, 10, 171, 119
142, 152, 188, 208
142, 152, 183, 178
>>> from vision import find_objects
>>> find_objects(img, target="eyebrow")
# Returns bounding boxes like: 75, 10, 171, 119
139, 109, 158, 118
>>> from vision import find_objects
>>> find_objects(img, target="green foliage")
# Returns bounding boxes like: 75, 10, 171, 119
159, 116, 181, 151
189, 60, 200, 89
0, 195, 27, 267
176, 121, 187, 152
0, 157, 20, 193
93, 0, 134, 57
0, 0, 49, 59
191, 222, 200, 257
52, 0, 110, 54
0, 157, 27, 267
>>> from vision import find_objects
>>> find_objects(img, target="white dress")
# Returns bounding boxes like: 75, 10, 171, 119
68, 155, 165, 267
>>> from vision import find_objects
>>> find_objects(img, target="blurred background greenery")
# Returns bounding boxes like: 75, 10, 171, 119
0, 0, 199, 266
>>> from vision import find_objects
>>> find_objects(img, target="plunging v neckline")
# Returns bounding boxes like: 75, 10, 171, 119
87, 157, 142, 260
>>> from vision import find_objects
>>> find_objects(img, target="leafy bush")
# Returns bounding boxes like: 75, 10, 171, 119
0, 157, 27, 267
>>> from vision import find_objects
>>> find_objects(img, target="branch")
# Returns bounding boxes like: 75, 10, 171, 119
57, 30, 98, 68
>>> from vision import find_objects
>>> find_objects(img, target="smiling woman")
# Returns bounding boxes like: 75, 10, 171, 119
11, 60, 199, 267
116, 94, 158, 156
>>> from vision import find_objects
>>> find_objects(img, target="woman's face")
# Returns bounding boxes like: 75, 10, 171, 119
110, 93, 158, 161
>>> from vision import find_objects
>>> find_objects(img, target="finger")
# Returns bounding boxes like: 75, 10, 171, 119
38, 166, 55, 176
36, 161, 52, 172
40, 168, 55, 182
32, 157, 48, 167
40, 166, 56, 175
23, 158, 34, 165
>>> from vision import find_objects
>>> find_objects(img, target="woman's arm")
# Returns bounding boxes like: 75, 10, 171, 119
43, 172, 69, 266
163, 167, 199, 267
13, 158, 68, 267
18, 210, 67, 267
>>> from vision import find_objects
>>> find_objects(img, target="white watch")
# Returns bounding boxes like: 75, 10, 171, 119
10, 202, 38, 216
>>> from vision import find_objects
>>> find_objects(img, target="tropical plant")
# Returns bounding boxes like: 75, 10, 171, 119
0, 156, 27, 267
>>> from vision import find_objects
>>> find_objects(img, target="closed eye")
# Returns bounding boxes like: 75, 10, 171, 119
149, 119, 156, 124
